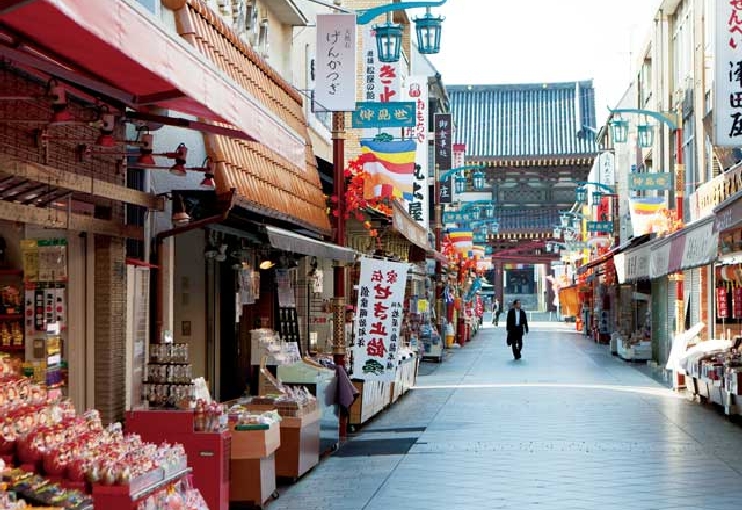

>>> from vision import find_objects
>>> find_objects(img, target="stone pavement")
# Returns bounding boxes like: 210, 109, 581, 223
269, 320, 742, 510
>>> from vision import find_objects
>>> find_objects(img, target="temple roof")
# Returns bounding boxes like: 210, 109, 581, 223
448, 80, 598, 159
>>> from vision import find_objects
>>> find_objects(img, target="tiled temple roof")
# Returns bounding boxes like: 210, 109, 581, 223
448, 81, 598, 159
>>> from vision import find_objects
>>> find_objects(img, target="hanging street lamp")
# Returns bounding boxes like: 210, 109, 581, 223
610, 118, 630, 144
472, 170, 485, 191
576, 187, 588, 204
374, 16, 404, 63
592, 191, 603, 207
560, 212, 570, 228
553, 227, 562, 239
355, 1, 448, 64
414, 7, 444, 54
455, 175, 467, 194
484, 203, 494, 219
637, 121, 654, 148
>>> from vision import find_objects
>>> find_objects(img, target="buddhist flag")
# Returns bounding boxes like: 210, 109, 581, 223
448, 228, 472, 256
359, 139, 416, 201
629, 197, 667, 235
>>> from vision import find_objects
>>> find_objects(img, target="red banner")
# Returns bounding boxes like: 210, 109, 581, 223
717, 287, 729, 320
734, 287, 742, 318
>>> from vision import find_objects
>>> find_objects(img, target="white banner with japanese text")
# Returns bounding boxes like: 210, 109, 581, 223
350, 257, 409, 381
403, 75, 429, 228
715, 0, 742, 146
315, 14, 357, 112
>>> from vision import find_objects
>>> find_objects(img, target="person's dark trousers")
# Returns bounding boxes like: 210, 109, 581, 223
510, 327, 523, 359
511, 334, 523, 359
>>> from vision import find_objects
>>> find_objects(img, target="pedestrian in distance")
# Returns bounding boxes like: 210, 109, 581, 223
491, 298, 501, 327
506, 299, 529, 360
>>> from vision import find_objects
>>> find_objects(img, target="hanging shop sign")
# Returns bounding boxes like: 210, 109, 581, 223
351, 102, 416, 128
435, 113, 452, 204
629, 172, 673, 191
315, 14, 357, 112
718, 287, 729, 320
734, 287, 742, 318
587, 221, 613, 234
681, 219, 718, 270
597, 151, 616, 187
403, 75, 429, 228
350, 257, 409, 381
715, 0, 742, 147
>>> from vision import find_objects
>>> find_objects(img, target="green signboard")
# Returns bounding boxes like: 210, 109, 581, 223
587, 221, 613, 233
351, 102, 416, 128
629, 172, 673, 191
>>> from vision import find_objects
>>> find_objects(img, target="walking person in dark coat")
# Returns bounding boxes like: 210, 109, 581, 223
492, 298, 501, 327
506, 300, 529, 360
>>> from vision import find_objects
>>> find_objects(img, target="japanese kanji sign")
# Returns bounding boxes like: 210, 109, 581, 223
629, 172, 673, 191
715, 0, 742, 146
587, 221, 613, 234
350, 257, 408, 381
403, 75, 429, 228
435, 113, 452, 204
315, 14, 356, 112
351, 102, 416, 128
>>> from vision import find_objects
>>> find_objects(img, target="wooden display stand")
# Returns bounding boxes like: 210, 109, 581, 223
229, 422, 280, 507
275, 409, 320, 480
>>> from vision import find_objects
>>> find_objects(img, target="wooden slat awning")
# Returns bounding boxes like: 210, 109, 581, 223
173, 0, 330, 234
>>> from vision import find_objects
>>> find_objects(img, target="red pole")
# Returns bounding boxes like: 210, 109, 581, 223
675, 126, 684, 224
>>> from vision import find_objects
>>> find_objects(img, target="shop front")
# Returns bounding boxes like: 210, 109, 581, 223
614, 241, 653, 361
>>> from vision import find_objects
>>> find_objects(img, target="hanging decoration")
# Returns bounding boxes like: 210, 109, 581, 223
333, 155, 394, 241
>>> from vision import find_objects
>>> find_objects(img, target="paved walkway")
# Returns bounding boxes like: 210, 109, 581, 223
270, 320, 742, 510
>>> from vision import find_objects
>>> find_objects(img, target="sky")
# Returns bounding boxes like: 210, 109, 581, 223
409, 0, 663, 121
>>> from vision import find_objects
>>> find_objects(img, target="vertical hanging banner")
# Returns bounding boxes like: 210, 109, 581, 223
351, 257, 408, 381
403, 75, 429, 228
435, 113, 452, 204
315, 14, 357, 112
717, 287, 729, 320
715, 0, 742, 146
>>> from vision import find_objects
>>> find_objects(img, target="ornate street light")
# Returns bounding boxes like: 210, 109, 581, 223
592, 191, 603, 207
572, 217, 581, 230
553, 227, 561, 239
490, 223, 499, 234
610, 118, 629, 144
374, 17, 404, 63
414, 8, 443, 54
576, 187, 587, 204
560, 212, 570, 228
637, 121, 654, 148
455, 176, 466, 194
472, 170, 485, 191
484, 204, 494, 219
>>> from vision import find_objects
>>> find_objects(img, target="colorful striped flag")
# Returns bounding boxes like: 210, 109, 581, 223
629, 197, 667, 235
359, 139, 416, 201
448, 228, 473, 256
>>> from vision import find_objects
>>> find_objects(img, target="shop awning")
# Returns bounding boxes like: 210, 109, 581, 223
390, 200, 429, 250
714, 189, 742, 233
0, 0, 304, 167
265, 226, 356, 264
171, 0, 330, 234
427, 250, 448, 264
578, 234, 652, 275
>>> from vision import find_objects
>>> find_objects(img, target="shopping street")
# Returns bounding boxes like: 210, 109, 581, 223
271, 319, 742, 510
